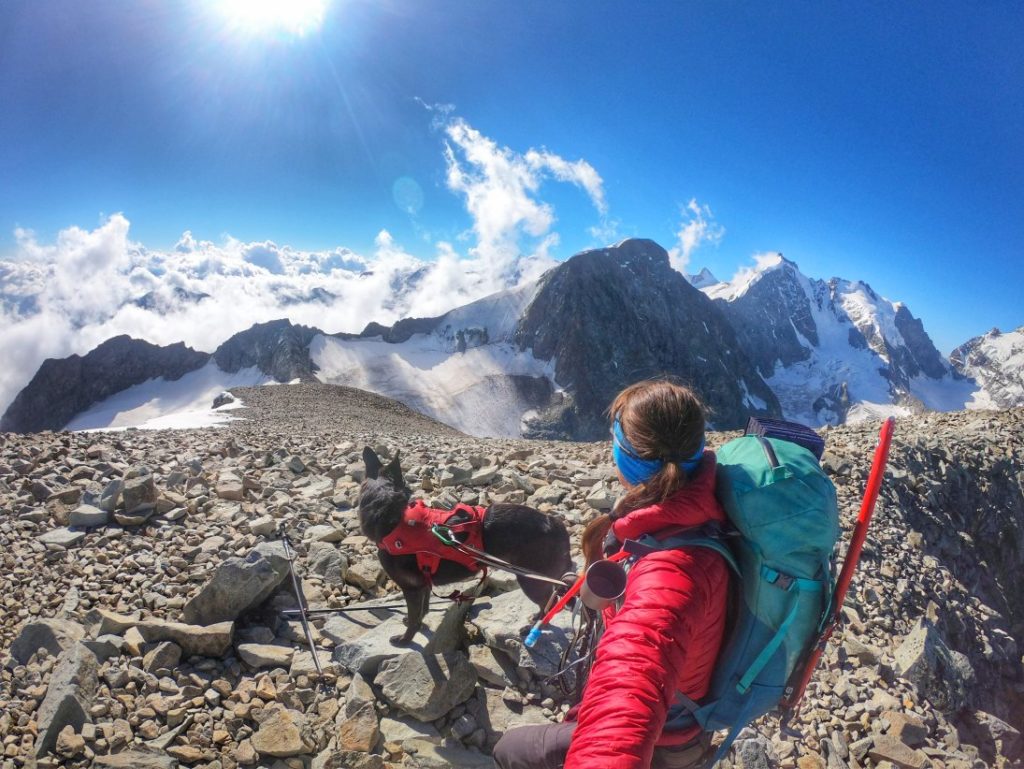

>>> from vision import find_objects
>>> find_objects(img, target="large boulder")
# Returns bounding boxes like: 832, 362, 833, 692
182, 542, 290, 626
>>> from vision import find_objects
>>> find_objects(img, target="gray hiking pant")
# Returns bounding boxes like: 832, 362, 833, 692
492, 722, 710, 769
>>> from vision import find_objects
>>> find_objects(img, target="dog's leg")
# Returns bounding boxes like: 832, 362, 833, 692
391, 585, 430, 646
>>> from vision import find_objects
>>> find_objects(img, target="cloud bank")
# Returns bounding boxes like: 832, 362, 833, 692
0, 115, 621, 417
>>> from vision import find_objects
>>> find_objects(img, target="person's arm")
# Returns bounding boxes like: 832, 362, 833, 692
563, 551, 711, 769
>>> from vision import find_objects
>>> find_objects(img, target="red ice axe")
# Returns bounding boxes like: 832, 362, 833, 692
781, 416, 895, 710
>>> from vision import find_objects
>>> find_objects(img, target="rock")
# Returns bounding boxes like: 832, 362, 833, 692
882, 710, 928, 748
345, 557, 386, 591
8, 618, 85, 665
250, 705, 314, 757
894, 618, 975, 713
307, 541, 348, 584
337, 701, 380, 752
91, 749, 180, 768
250, 514, 278, 536
37, 527, 87, 547
68, 503, 110, 528
237, 643, 295, 669
122, 469, 158, 514
98, 478, 123, 512
375, 650, 477, 721
215, 471, 246, 501
34, 642, 99, 756
868, 734, 928, 769
55, 724, 86, 758
181, 543, 290, 625
468, 590, 574, 678
467, 643, 518, 687
401, 737, 494, 768
92, 608, 142, 636
968, 710, 1023, 764
135, 619, 234, 657
212, 391, 236, 408
305, 524, 345, 542
142, 641, 182, 673
379, 715, 442, 747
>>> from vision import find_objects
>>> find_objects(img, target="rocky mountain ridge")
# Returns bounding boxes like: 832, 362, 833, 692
1, 386, 1022, 768
950, 327, 1024, 410
2, 240, 1020, 438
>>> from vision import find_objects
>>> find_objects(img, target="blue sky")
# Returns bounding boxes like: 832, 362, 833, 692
1, 1, 1021, 355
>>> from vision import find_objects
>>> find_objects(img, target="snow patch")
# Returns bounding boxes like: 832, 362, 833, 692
65, 363, 270, 431
311, 331, 556, 438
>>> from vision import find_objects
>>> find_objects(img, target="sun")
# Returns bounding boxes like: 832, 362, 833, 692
214, 0, 329, 36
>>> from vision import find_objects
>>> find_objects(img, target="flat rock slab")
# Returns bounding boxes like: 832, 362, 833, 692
91, 749, 180, 768
135, 620, 234, 658
237, 643, 296, 669
37, 527, 87, 547
35, 642, 98, 757
468, 590, 573, 678
375, 650, 477, 722
323, 591, 474, 677
402, 737, 495, 768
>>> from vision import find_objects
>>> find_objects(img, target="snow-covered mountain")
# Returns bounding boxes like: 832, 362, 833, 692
1, 239, 1019, 438
950, 326, 1024, 409
701, 253, 977, 425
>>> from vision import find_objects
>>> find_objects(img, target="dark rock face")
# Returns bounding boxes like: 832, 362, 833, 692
212, 319, 321, 383
358, 316, 443, 344
889, 305, 949, 382
514, 239, 781, 439
0, 336, 210, 433
711, 257, 818, 378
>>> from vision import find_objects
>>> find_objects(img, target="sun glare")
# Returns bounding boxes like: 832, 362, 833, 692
215, 0, 328, 36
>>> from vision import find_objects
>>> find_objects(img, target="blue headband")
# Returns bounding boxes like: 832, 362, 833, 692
611, 418, 705, 486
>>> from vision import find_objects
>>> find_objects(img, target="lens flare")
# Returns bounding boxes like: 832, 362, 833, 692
214, 0, 328, 36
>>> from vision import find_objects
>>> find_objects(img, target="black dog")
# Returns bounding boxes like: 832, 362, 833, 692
358, 447, 574, 645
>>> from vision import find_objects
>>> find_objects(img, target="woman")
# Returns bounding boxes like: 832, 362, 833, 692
493, 379, 730, 769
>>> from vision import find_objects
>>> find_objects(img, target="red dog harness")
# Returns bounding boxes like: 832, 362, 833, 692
378, 500, 487, 578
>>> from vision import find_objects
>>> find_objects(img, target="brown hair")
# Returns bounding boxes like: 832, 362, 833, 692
582, 378, 708, 567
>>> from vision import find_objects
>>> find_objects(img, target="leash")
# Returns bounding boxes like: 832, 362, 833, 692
429, 524, 570, 587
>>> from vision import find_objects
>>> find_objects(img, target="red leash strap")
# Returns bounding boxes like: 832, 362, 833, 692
781, 416, 895, 710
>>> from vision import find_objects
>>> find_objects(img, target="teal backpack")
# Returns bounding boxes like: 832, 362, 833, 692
624, 419, 840, 765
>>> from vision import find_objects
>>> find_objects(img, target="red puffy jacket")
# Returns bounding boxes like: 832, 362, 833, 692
564, 453, 730, 769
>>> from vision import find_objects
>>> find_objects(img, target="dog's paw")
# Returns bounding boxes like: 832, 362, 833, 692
389, 634, 415, 647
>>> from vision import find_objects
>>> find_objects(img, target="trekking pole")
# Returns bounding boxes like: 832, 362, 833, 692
278, 524, 325, 679
280, 603, 447, 616
525, 550, 630, 648
781, 417, 895, 709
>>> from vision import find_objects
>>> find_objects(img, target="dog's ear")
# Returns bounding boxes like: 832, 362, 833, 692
363, 446, 383, 480
382, 450, 404, 488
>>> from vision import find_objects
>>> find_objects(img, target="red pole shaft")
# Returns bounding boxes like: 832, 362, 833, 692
832, 417, 894, 607
781, 417, 895, 708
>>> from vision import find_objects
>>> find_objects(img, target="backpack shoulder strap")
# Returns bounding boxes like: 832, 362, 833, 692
623, 529, 741, 577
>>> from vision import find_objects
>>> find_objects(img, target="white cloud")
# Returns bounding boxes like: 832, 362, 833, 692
667, 198, 725, 273
443, 117, 606, 283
